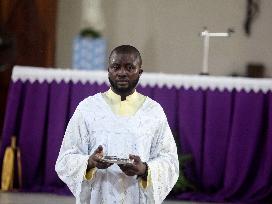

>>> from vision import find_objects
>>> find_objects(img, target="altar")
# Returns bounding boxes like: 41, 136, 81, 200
0, 66, 271, 202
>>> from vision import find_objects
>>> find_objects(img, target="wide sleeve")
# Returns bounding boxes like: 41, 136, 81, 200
55, 106, 93, 203
145, 112, 179, 204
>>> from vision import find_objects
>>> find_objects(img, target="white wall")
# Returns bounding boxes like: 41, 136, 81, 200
56, 0, 82, 69
56, 0, 272, 77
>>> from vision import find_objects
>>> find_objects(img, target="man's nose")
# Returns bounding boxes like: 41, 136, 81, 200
117, 67, 127, 75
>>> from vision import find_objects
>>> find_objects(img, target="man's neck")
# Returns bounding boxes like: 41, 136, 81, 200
121, 95, 126, 101
111, 88, 135, 101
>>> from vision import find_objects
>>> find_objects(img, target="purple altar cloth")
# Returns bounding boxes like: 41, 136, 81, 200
1, 67, 272, 203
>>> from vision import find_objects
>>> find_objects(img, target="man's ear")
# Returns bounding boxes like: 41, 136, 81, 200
139, 69, 143, 75
108, 68, 110, 79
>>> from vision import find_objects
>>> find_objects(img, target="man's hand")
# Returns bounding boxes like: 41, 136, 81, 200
118, 155, 147, 178
87, 145, 112, 170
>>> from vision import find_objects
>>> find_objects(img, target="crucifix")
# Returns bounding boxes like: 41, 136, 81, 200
200, 27, 234, 75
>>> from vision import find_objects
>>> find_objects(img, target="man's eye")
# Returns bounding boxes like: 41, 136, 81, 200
127, 65, 134, 71
111, 65, 119, 69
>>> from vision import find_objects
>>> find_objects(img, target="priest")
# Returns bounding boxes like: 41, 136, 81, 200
55, 45, 179, 204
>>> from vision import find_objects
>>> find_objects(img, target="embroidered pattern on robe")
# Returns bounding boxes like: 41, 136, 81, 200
55, 93, 179, 204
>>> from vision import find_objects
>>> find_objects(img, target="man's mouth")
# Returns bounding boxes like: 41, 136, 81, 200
116, 80, 129, 83
116, 80, 129, 87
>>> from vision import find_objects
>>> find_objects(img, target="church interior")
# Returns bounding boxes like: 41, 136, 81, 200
0, 0, 272, 203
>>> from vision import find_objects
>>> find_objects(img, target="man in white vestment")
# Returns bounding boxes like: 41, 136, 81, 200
55, 45, 179, 204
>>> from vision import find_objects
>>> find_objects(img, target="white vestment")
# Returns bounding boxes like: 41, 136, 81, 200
55, 93, 179, 204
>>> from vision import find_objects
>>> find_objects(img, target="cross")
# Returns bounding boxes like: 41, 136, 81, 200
200, 27, 234, 75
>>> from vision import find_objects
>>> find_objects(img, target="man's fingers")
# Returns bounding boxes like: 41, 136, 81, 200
91, 160, 97, 167
125, 172, 135, 176
123, 169, 136, 176
119, 163, 138, 174
129, 154, 141, 163
118, 162, 138, 176
118, 164, 128, 171
97, 145, 103, 152
96, 161, 112, 169
92, 155, 101, 161
94, 145, 103, 154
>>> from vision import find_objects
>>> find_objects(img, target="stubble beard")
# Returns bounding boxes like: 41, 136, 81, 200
108, 76, 140, 95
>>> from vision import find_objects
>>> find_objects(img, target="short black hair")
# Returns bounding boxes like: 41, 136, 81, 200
109, 45, 142, 66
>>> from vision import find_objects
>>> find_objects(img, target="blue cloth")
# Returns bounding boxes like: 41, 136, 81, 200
72, 37, 107, 70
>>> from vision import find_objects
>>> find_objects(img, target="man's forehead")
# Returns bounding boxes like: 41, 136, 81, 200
110, 52, 138, 63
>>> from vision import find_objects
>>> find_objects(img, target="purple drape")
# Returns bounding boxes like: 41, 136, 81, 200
1, 80, 272, 203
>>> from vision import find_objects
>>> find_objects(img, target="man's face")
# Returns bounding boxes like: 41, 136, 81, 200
108, 52, 142, 95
